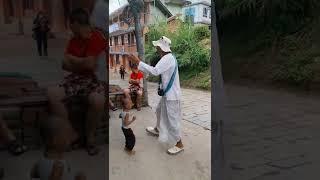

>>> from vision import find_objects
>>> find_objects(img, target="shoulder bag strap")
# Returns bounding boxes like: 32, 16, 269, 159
163, 55, 178, 95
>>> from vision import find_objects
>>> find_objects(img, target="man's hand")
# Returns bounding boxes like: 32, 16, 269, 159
127, 54, 140, 64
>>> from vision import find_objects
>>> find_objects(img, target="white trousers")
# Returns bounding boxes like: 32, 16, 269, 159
156, 97, 182, 146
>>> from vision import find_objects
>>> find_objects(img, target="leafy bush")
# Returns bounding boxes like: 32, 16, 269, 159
272, 51, 314, 86
145, 22, 211, 73
193, 25, 211, 41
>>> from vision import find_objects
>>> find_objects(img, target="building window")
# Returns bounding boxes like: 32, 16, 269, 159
203, 7, 208, 18
121, 35, 124, 45
131, 33, 135, 44
110, 38, 113, 46
124, 34, 128, 44
185, 7, 195, 24
23, 0, 34, 10
115, 36, 118, 46
128, 34, 131, 45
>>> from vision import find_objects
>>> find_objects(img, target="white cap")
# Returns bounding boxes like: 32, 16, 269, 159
152, 36, 172, 52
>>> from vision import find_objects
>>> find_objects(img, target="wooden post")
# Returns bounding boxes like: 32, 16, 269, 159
16, 0, 24, 35
50, 0, 65, 34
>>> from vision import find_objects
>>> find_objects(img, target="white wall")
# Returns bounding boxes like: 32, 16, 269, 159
182, 3, 211, 25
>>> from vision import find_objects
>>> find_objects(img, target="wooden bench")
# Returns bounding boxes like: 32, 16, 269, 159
109, 91, 147, 109
0, 76, 108, 148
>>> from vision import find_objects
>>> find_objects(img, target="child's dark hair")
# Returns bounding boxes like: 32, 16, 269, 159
69, 8, 90, 25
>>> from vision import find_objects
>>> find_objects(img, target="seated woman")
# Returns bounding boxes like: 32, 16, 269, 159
47, 8, 107, 156
123, 64, 144, 111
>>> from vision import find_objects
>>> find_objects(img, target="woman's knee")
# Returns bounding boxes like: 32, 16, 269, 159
47, 86, 65, 103
123, 88, 130, 95
137, 90, 143, 96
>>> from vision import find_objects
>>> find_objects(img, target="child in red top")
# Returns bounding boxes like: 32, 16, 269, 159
123, 64, 144, 111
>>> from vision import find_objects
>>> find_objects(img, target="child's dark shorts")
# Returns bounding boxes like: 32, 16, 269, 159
121, 127, 135, 151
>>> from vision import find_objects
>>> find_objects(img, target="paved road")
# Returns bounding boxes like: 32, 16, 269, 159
109, 72, 212, 130
224, 84, 320, 180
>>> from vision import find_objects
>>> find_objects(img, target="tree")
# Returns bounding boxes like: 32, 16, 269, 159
127, 0, 149, 106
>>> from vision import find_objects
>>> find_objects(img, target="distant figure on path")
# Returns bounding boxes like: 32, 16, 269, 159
119, 65, 126, 80
33, 11, 50, 57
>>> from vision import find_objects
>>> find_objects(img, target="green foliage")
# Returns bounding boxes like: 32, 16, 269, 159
145, 22, 211, 73
193, 26, 211, 41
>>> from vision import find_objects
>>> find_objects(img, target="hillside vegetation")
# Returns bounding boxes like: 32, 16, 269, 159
216, 0, 320, 90
145, 21, 211, 90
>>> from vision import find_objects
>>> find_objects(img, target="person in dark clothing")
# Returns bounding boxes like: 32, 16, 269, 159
33, 11, 50, 57
119, 65, 126, 80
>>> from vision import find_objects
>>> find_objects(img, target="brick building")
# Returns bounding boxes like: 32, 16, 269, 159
0, 0, 95, 36
109, 0, 191, 71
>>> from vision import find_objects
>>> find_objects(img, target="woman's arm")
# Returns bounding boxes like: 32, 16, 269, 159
63, 54, 97, 72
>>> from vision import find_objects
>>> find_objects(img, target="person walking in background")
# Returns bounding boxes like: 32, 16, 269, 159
32, 11, 50, 57
119, 65, 126, 80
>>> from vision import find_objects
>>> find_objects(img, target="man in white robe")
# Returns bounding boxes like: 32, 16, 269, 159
127, 36, 184, 155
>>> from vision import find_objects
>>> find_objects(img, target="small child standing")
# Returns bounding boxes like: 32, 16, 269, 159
119, 96, 136, 155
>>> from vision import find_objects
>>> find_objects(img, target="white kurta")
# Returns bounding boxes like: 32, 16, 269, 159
138, 53, 182, 145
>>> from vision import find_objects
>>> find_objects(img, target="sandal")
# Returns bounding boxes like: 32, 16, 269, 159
167, 146, 184, 155
146, 127, 159, 136
86, 144, 100, 156
8, 140, 28, 156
